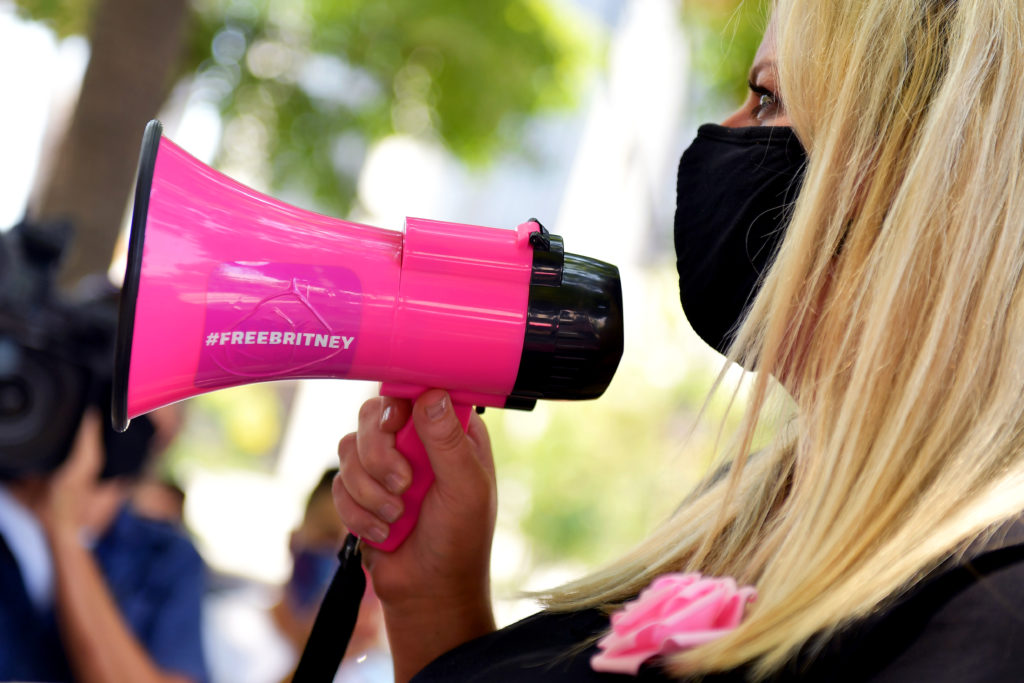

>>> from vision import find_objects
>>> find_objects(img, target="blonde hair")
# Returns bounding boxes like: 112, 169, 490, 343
542, 0, 1024, 677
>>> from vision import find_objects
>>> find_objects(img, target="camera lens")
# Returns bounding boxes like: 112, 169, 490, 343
0, 348, 89, 477
0, 377, 30, 418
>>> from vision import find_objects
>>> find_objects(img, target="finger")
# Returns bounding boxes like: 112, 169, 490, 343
331, 473, 391, 546
356, 397, 413, 495
465, 413, 495, 478
337, 432, 405, 527
66, 410, 104, 479
411, 390, 483, 488
358, 396, 412, 435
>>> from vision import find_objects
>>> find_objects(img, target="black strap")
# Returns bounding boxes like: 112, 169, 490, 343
292, 533, 366, 683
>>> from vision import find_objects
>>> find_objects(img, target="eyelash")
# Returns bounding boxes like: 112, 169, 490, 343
748, 81, 780, 119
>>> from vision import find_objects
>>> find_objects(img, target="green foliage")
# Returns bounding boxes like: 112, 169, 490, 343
160, 383, 288, 476
14, 0, 598, 217
684, 0, 770, 118
185, 0, 598, 216
11, 0, 94, 37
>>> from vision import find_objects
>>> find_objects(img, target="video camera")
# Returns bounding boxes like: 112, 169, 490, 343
0, 221, 153, 479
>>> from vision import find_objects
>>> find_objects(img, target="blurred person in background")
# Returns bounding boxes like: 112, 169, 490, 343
204, 468, 390, 683
333, 1, 1024, 681
0, 224, 208, 682
132, 475, 187, 526
131, 403, 189, 527
0, 405, 208, 683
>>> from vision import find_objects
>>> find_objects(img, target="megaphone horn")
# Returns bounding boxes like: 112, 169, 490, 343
114, 120, 623, 550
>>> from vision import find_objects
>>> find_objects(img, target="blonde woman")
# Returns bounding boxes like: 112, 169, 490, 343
333, 1, 1024, 680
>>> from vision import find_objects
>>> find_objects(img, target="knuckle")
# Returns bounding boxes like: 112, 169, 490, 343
330, 473, 348, 510
361, 451, 391, 481
355, 419, 392, 465
337, 446, 359, 479
332, 493, 375, 535
338, 459, 389, 513
337, 432, 357, 458
433, 420, 467, 453
357, 398, 381, 427
355, 434, 385, 472
331, 480, 355, 516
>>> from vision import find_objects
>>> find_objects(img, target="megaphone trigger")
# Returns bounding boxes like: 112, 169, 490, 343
364, 396, 473, 552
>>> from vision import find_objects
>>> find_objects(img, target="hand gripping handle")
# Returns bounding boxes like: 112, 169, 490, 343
361, 397, 473, 552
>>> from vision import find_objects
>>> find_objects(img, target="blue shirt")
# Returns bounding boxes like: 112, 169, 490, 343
0, 505, 209, 682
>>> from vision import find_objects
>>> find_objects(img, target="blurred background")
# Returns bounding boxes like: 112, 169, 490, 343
0, 0, 766, 645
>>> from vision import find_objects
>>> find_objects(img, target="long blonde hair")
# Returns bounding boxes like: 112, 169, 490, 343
543, 0, 1024, 677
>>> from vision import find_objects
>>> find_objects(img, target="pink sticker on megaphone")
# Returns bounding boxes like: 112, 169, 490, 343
195, 262, 361, 387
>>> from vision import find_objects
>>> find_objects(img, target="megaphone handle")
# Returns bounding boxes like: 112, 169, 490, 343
362, 400, 473, 552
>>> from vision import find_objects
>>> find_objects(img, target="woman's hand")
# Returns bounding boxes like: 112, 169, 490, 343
333, 389, 497, 680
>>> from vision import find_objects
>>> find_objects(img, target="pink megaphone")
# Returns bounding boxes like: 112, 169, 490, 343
113, 120, 623, 550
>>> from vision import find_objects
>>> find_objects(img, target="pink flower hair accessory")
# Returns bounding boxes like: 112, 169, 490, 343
591, 572, 757, 676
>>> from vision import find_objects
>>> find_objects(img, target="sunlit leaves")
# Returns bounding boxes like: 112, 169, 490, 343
186, 0, 599, 216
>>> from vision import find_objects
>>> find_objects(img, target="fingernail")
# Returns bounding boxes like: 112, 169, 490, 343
379, 502, 401, 524
386, 473, 407, 494
368, 525, 388, 544
380, 405, 392, 427
426, 395, 448, 421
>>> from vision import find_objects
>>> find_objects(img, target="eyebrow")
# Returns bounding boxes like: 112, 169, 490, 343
749, 60, 778, 86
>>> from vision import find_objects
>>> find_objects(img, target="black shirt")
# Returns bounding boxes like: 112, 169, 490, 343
413, 520, 1024, 682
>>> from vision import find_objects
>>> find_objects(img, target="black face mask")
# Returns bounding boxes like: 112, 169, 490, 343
674, 124, 806, 354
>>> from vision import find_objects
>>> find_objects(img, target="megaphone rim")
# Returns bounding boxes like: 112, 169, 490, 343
112, 119, 162, 433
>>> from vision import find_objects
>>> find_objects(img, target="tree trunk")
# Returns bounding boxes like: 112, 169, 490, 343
30, 0, 189, 290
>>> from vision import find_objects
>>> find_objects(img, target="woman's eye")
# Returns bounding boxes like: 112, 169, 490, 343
751, 89, 780, 121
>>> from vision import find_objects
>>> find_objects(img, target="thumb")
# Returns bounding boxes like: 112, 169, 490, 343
411, 390, 479, 487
